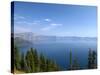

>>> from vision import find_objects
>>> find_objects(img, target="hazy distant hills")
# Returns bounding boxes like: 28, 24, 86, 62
13, 32, 97, 46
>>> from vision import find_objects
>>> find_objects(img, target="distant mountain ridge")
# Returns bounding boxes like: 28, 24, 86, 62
13, 32, 97, 46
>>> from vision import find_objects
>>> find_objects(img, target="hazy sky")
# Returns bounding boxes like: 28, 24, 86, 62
13, 1, 97, 37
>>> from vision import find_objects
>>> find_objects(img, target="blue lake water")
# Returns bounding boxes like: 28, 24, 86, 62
19, 40, 97, 70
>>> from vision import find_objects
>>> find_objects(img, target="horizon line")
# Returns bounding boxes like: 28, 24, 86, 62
13, 32, 97, 38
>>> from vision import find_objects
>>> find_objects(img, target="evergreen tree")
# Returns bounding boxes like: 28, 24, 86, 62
14, 46, 21, 70
25, 50, 31, 72
46, 59, 53, 71
45, 59, 49, 71
91, 51, 97, 68
32, 49, 39, 72
20, 52, 27, 72
30, 48, 35, 72
72, 57, 80, 70
39, 53, 46, 72
51, 60, 59, 71
68, 49, 80, 70
45, 59, 59, 71
88, 48, 92, 69
25, 49, 35, 72
88, 48, 97, 69
69, 49, 73, 70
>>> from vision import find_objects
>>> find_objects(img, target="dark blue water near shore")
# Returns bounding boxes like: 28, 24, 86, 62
19, 40, 97, 70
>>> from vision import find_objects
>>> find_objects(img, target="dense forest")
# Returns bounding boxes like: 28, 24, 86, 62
12, 45, 97, 73
13, 45, 60, 73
